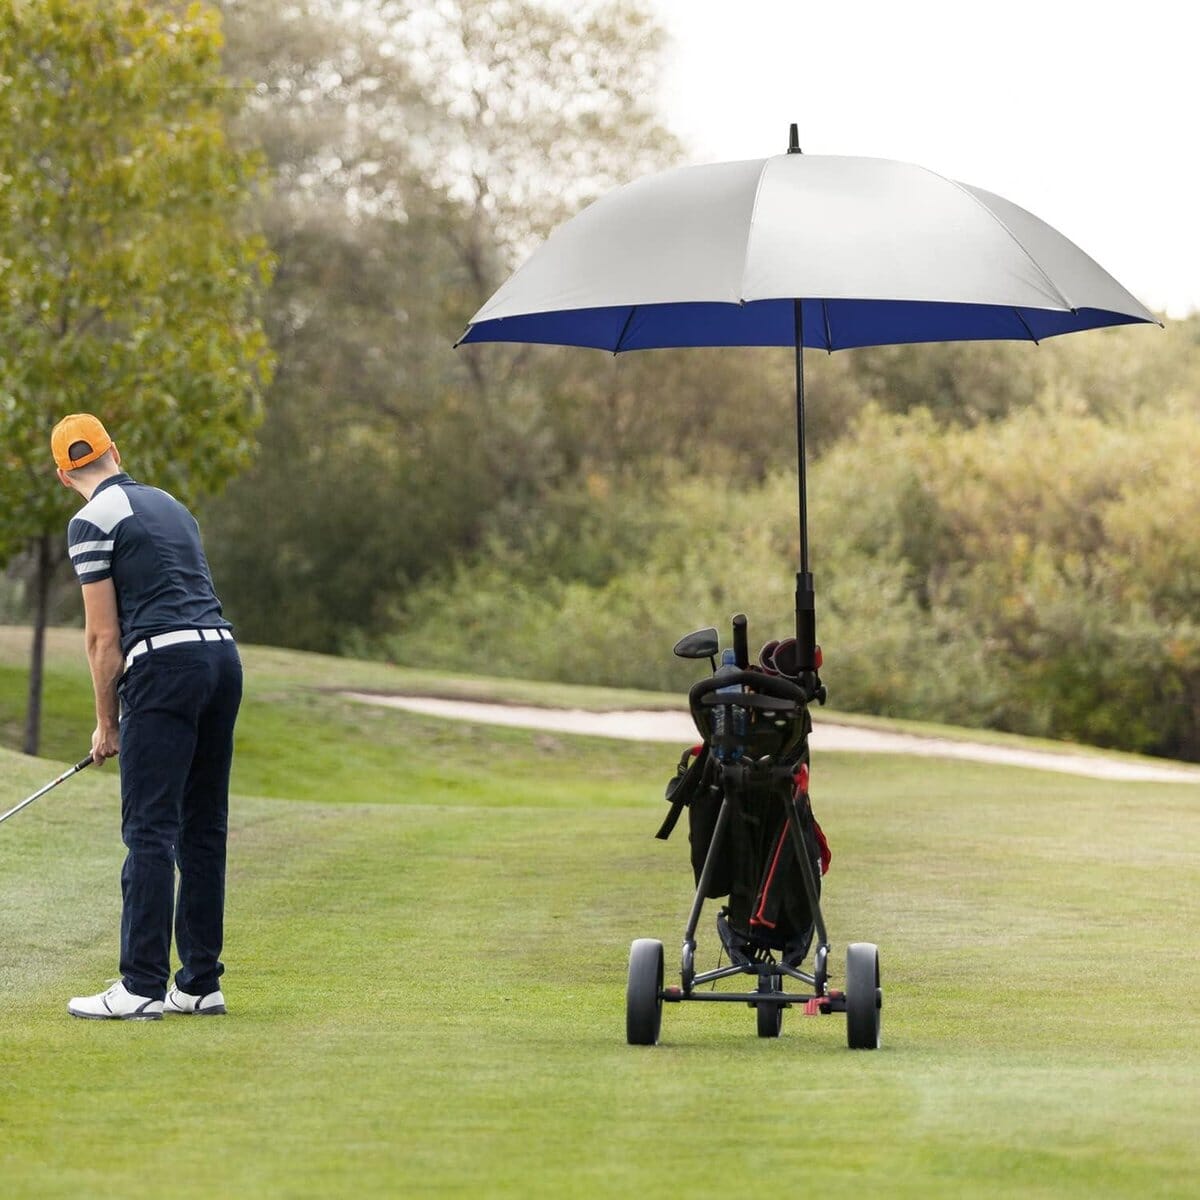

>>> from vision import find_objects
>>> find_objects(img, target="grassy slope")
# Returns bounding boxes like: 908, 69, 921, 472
5, 625, 1191, 769
0, 630, 1197, 1197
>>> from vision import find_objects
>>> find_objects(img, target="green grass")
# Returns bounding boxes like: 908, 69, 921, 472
1, 629, 1198, 1197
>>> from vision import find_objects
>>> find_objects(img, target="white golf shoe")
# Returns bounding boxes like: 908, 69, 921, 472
164, 985, 227, 1016
67, 981, 164, 1021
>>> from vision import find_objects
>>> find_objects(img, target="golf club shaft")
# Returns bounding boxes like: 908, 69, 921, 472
0, 755, 93, 826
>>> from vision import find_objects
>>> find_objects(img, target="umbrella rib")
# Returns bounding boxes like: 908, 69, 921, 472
914, 164, 1077, 313
821, 299, 833, 352
612, 306, 638, 354
738, 157, 773, 302
1011, 308, 1040, 344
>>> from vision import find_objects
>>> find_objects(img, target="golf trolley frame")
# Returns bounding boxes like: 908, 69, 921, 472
626, 614, 882, 1048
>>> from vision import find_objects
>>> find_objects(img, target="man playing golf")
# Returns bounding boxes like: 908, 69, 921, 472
52, 414, 241, 1020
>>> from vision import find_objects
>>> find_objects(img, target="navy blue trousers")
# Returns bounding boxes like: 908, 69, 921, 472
117, 641, 242, 1000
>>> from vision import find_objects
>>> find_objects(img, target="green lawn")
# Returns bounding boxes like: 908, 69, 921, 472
0, 630, 1197, 1197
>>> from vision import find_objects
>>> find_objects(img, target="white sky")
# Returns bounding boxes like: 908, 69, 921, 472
647, 0, 1198, 317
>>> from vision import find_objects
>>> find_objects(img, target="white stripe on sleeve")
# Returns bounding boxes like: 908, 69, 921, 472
69, 539, 115, 559
74, 558, 111, 578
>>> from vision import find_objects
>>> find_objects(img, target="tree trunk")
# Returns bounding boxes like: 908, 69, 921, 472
22, 533, 53, 757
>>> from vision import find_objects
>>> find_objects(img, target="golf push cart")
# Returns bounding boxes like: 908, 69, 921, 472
626, 612, 882, 1049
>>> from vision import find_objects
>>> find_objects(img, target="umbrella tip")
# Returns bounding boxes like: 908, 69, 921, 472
787, 123, 801, 154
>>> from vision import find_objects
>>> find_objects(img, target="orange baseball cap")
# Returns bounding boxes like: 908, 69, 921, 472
51, 414, 114, 471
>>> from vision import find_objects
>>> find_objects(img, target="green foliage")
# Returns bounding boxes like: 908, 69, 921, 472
202, 0, 500, 648
207, 0, 1200, 670
199, 193, 487, 649
382, 348, 1200, 761
912, 404, 1200, 756
12, 0, 1186, 767
200, 0, 692, 650
0, 0, 274, 562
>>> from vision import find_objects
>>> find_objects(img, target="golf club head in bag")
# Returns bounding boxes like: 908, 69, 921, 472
758, 640, 781, 675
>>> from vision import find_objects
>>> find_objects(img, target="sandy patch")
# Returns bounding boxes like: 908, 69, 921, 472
342, 693, 1200, 785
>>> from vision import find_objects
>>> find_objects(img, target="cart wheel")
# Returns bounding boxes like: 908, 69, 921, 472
626, 939, 664, 1046
813, 944, 829, 996
845, 942, 882, 1050
755, 975, 783, 1039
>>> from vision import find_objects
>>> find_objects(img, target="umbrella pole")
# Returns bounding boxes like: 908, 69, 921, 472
793, 300, 816, 672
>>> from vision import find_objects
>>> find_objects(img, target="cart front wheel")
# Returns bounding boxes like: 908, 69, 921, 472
845, 942, 882, 1050
755, 975, 783, 1039
626, 938, 664, 1045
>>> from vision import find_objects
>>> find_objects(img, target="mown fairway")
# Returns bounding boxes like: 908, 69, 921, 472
1, 631, 1197, 1197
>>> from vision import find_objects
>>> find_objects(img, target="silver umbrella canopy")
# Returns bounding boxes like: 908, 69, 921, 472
459, 127, 1158, 676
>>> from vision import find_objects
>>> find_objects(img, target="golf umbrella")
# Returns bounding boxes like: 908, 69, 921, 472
457, 127, 1158, 677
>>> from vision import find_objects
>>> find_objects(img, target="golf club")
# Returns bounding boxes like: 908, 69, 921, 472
0, 755, 94, 827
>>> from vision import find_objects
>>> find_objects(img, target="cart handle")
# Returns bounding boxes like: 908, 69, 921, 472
688, 669, 811, 708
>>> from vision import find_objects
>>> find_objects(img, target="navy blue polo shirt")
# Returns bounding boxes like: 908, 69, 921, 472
66, 473, 232, 654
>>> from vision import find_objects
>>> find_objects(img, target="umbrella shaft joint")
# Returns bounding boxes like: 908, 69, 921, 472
795, 572, 816, 672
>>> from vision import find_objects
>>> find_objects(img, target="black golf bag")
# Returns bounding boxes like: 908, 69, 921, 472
657, 672, 830, 964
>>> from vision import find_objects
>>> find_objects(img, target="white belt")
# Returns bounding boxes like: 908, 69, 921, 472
125, 628, 233, 669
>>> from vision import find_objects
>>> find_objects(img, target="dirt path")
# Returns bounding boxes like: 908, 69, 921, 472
343, 693, 1200, 785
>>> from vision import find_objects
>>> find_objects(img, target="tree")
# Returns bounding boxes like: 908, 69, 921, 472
397, 0, 676, 273
197, 0, 692, 651
0, 0, 274, 754
204, 0, 490, 649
